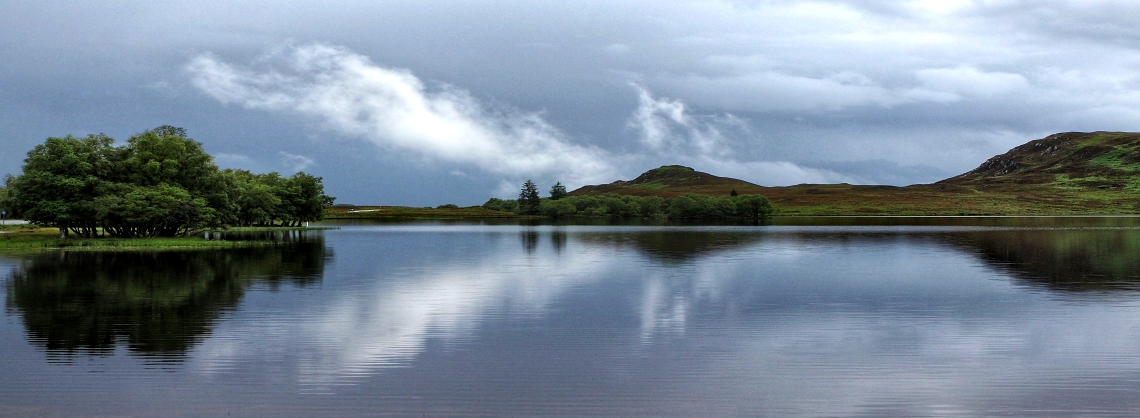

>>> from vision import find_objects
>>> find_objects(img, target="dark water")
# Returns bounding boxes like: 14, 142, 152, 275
5, 218, 1140, 417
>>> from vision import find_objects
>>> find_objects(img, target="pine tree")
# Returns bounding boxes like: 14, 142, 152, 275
550, 182, 568, 200
519, 180, 540, 214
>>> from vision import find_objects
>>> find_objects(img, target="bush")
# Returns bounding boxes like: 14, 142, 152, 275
536, 193, 771, 220
539, 199, 577, 218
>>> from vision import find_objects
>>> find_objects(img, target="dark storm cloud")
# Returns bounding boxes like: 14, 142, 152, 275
3, 0, 1139, 204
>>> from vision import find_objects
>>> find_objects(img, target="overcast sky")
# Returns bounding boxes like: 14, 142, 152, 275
3, 0, 1139, 205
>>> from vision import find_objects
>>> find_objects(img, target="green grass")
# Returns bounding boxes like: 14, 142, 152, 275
1074, 132, 1126, 148
0, 229, 279, 253
1088, 147, 1140, 172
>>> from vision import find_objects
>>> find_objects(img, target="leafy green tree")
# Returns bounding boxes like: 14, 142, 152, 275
550, 182, 568, 200
667, 195, 699, 219
0, 174, 14, 218
8, 126, 335, 237
500, 199, 520, 212
94, 183, 213, 237
731, 194, 774, 218
635, 195, 664, 217
223, 169, 278, 226
539, 199, 577, 218
482, 198, 506, 211
8, 134, 115, 237
283, 172, 335, 226
519, 180, 540, 214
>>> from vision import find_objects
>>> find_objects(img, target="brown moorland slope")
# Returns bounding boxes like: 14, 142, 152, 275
570, 132, 1140, 215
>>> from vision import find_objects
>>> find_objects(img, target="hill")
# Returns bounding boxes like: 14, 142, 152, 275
570, 132, 1140, 215
939, 132, 1140, 189
572, 165, 762, 198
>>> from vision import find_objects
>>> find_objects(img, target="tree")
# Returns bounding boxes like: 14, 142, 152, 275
8, 126, 335, 237
730, 189, 738, 197
94, 183, 213, 237
0, 174, 14, 218
224, 169, 279, 226
731, 195, 774, 219
8, 134, 115, 237
282, 172, 335, 226
550, 182, 568, 200
518, 180, 540, 214
539, 199, 576, 218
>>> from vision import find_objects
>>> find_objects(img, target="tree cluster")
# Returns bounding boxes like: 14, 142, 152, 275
4, 126, 335, 238
483, 189, 773, 220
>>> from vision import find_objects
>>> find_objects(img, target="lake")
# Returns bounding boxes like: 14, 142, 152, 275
4, 217, 1140, 417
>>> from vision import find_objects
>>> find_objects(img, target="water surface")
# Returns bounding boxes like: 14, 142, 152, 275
4, 218, 1140, 417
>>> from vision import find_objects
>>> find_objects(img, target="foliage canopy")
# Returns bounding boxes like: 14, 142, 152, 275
6, 126, 335, 237
483, 192, 773, 219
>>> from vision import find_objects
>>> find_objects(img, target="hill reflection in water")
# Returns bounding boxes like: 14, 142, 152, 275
569, 217, 1140, 294
4, 233, 329, 362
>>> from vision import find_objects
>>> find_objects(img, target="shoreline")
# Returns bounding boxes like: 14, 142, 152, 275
0, 226, 325, 253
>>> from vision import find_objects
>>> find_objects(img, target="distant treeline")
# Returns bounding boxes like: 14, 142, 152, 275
0, 126, 334, 238
484, 182, 773, 219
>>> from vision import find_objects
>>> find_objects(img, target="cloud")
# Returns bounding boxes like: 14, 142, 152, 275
213, 152, 254, 168
189, 44, 864, 189
914, 66, 1031, 100
627, 85, 859, 185
279, 151, 314, 172
654, 72, 909, 112
186, 44, 618, 187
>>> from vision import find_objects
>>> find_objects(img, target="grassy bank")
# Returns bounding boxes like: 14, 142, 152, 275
324, 205, 527, 220
0, 227, 281, 253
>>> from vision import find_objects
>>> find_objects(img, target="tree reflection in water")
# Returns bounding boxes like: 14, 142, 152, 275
4, 235, 328, 363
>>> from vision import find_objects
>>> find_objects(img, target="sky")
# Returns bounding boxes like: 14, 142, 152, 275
2, 0, 1139, 206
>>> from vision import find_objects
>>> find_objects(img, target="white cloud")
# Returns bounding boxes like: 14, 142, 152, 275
628, 85, 859, 185
213, 152, 254, 168
279, 151, 315, 172
915, 65, 1031, 100
189, 45, 861, 189
186, 44, 619, 188
655, 72, 909, 112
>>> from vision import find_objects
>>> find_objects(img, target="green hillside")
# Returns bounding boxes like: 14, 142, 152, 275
570, 132, 1140, 215
940, 132, 1140, 190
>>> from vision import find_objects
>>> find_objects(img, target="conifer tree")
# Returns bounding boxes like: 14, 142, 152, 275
519, 180, 540, 214
550, 182, 568, 200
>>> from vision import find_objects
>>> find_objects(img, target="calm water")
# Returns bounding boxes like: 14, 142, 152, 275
5, 218, 1140, 417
